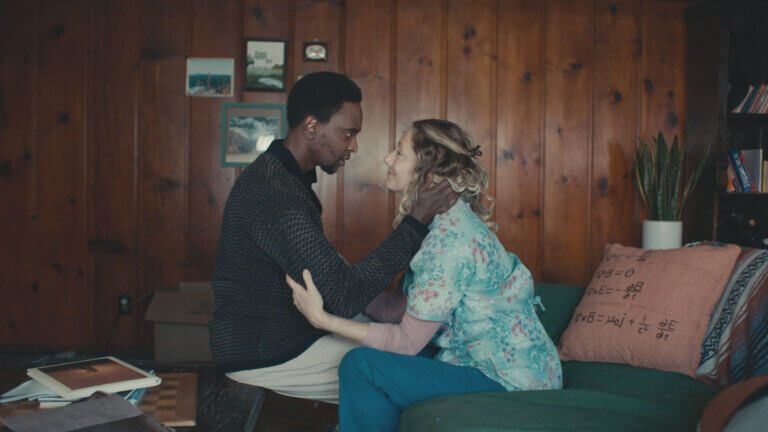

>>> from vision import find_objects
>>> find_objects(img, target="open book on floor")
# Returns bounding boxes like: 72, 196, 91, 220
26, 357, 161, 400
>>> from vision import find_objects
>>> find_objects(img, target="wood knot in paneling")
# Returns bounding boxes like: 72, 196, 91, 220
140, 46, 179, 60
610, 5, 618, 16
157, 177, 185, 190
667, 113, 678, 127
501, 150, 515, 161
251, 5, 263, 20
597, 177, 608, 191
644, 79, 654, 92
523, 71, 532, 83
570, 62, 582, 71
463, 25, 477, 41
57, 112, 69, 123
613, 91, 622, 102
0, 160, 10, 176
53, 25, 66, 36
634, 37, 643, 58
88, 239, 130, 254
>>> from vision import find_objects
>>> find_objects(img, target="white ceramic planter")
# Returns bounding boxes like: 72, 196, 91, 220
642, 220, 683, 250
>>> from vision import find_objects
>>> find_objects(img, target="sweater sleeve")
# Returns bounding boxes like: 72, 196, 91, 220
252, 204, 428, 318
362, 313, 442, 355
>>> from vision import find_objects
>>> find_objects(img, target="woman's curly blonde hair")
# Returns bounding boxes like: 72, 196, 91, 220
393, 119, 496, 231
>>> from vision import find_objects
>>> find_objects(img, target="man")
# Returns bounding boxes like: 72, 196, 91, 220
209, 72, 455, 403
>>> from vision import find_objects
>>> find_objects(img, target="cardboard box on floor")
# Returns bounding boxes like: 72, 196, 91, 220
145, 282, 213, 362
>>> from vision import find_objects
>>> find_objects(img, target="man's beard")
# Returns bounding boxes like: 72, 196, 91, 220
320, 159, 342, 174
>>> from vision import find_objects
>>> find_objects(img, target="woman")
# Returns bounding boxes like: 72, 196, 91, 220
287, 119, 562, 431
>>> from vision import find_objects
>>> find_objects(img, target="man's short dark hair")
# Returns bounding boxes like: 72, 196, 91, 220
287, 72, 362, 130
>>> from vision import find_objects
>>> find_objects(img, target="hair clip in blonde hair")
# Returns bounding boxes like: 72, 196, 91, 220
469, 146, 483, 158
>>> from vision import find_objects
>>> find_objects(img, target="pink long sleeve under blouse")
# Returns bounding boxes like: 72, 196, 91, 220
363, 289, 442, 355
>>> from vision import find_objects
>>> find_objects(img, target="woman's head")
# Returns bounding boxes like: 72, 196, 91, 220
385, 119, 495, 230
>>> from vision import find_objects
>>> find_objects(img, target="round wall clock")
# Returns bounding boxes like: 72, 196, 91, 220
303, 42, 328, 62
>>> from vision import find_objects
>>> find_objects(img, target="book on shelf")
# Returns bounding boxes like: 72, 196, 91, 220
26, 357, 161, 400
732, 85, 753, 113
741, 149, 763, 192
763, 161, 768, 193
726, 161, 740, 192
751, 84, 766, 113
732, 83, 768, 114
729, 148, 754, 192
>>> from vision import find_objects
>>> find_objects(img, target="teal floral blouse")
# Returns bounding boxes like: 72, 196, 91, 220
403, 199, 562, 391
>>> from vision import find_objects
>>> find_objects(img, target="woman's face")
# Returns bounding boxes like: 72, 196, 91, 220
384, 128, 418, 192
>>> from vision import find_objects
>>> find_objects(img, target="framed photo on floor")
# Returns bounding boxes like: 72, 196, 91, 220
221, 103, 287, 167
244, 39, 287, 91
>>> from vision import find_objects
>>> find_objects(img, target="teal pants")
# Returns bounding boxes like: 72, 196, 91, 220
338, 347, 505, 431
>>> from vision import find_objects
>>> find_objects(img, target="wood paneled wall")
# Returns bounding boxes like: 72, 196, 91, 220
0, 0, 688, 354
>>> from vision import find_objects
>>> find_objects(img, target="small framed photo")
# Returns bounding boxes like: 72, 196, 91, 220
245, 39, 287, 91
302, 41, 328, 62
186, 58, 234, 97
221, 103, 287, 167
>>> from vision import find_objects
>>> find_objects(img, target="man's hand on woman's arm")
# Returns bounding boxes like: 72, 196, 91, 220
286, 270, 370, 342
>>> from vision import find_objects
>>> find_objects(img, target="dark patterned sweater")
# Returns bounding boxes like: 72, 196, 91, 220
209, 142, 428, 372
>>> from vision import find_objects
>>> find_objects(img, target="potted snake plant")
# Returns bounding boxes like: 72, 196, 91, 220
635, 130, 709, 249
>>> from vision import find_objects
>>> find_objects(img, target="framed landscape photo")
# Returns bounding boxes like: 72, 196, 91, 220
221, 103, 286, 167
245, 39, 287, 91
186, 58, 234, 97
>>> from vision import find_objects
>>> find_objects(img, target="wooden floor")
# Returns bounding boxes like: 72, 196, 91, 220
253, 391, 338, 432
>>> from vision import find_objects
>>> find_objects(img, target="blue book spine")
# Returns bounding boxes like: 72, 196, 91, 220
729, 149, 753, 193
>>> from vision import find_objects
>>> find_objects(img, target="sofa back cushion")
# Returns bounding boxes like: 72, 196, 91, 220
533, 283, 585, 344
557, 243, 740, 377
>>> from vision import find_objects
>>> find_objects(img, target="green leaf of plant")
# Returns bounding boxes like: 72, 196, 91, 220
634, 130, 707, 222
678, 143, 710, 220
668, 135, 682, 221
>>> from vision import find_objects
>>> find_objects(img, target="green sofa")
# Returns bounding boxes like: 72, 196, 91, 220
400, 283, 719, 432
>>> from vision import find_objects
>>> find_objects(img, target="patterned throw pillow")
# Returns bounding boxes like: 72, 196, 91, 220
558, 243, 740, 377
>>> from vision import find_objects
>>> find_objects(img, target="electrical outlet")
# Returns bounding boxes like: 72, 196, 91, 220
118, 295, 131, 315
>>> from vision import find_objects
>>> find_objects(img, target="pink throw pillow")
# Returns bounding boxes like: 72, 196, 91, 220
558, 243, 740, 377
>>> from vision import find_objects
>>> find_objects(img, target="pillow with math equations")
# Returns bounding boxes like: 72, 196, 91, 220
558, 243, 740, 377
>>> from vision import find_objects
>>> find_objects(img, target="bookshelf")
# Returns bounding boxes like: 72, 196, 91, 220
685, 0, 768, 248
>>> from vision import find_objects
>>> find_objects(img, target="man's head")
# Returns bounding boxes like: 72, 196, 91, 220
287, 72, 363, 173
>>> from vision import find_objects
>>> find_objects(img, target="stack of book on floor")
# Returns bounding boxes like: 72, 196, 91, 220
0, 356, 160, 409
732, 83, 768, 114
727, 148, 766, 193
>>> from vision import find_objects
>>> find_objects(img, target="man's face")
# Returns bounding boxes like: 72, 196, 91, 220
315, 102, 362, 174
